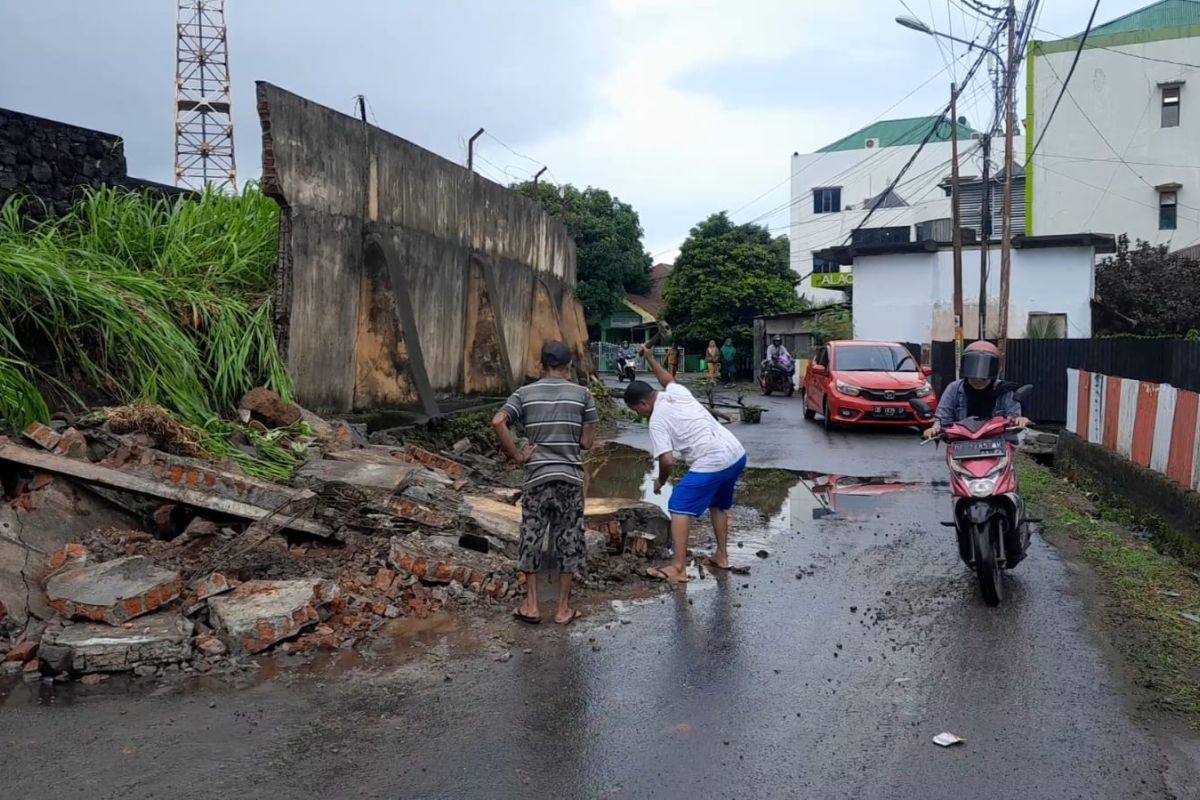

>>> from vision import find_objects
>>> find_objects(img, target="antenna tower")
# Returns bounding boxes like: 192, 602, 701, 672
174, 0, 237, 192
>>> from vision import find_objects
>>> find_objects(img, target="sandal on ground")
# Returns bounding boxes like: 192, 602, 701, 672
512, 608, 541, 624
646, 566, 689, 583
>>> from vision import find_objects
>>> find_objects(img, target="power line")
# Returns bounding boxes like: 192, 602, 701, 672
1032, 25, 1200, 69
1027, 0, 1099, 162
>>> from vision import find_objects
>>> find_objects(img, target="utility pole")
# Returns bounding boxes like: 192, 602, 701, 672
978, 130, 991, 340
950, 83, 964, 378
466, 128, 485, 173
997, 0, 1017, 363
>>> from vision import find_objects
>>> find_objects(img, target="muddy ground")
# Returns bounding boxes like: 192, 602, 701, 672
2, 388, 1199, 799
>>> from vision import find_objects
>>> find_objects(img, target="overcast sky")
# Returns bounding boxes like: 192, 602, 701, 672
0, 0, 1148, 261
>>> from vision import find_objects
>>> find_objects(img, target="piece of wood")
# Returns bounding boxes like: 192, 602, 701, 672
0, 440, 334, 538
294, 459, 417, 492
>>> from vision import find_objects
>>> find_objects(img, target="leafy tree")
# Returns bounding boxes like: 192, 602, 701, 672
1095, 236, 1200, 337
513, 182, 651, 323
662, 212, 803, 349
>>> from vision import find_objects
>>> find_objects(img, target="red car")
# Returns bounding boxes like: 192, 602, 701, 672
802, 340, 937, 429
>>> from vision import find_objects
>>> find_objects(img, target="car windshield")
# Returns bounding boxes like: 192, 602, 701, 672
834, 345, 917, 372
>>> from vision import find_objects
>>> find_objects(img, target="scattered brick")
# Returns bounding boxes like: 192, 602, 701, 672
3, 641, 38, 663
371, 568, 396, 593
45, 556, 183, 625
208, 579, 340, 655
395, 445, 466, 479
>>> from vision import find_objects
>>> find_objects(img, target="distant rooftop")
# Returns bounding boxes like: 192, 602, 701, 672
1037, 0, 1200, 51
816, 115, 979, 154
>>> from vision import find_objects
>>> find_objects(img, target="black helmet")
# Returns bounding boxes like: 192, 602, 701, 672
961, 349, 999, 381
772, 335, 782, 345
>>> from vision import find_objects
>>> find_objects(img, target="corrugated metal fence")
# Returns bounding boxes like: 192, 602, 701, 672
930, 339, 1200, 422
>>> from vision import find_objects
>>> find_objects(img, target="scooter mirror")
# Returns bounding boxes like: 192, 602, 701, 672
1013, 384, 1034, 405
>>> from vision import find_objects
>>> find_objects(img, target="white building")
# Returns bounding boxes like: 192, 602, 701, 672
816, 234, 1115, 344
789, 115, 1024, 304
1027, 0, 1200, 249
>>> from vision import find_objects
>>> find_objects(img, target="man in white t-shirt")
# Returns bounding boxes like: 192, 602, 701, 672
623, 344, 748, 583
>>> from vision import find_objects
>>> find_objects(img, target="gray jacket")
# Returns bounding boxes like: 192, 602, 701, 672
934, 379, 1022, 428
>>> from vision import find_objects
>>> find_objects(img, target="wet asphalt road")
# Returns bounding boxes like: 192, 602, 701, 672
3, 388, 1199, 799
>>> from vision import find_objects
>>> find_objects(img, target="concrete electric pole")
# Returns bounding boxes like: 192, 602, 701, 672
997, 0, 1018, 362
950, 83, 964, 377
174, 0, 237, 193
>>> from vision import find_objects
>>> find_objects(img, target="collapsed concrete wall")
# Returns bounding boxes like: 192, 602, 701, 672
0, 107, 183, 218
257, 83, 591, 415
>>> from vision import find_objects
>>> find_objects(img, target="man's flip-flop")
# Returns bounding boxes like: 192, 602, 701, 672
646, 566, 688, 583
703, 558, 751, 576
512, 609, 541, 624
555, 610, 582, 625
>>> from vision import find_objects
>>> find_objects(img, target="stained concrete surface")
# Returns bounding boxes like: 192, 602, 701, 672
2, 389, 1198, 799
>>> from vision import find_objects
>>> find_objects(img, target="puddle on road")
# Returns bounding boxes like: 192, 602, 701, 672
584, 442, 918, 567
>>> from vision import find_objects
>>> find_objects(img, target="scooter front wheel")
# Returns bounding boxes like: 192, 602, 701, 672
972, 521, 1003, 606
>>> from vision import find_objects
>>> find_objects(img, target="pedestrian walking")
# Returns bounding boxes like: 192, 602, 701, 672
721, 338, 737, 386
624, 345, 748, 583
491, 341, 598, 625
705, 339, 721, 382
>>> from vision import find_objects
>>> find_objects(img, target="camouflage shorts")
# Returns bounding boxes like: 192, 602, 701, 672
518, 480, 585, 576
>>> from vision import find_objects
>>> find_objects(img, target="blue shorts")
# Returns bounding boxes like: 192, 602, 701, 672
668, 455, 747, 517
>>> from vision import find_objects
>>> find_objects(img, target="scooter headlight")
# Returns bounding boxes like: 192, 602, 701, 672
967, 478, 996, 497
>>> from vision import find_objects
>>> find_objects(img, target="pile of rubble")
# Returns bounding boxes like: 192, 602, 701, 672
0, 391, 668, 684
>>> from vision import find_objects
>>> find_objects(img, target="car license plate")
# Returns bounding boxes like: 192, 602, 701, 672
875, 406, 902, 417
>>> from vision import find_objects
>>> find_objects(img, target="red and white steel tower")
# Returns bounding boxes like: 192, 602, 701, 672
174, 0, 237, 192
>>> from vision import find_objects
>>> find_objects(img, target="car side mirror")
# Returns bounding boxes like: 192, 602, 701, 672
811, 364, 827, 375
909, 398, 933, 418
1013, 384, 1033, 405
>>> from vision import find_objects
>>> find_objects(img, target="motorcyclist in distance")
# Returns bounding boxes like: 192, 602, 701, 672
923, 340, 1030, 440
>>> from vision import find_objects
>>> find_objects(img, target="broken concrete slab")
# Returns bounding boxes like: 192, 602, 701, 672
460, 495, 522, 546
293, 459, 417, 492
0, 478, 142, 626
45, 556, 183, 625
460, 495, 670, 550
39, 613, 193, 673
183, 572, 233, 614
208, 579, 340, 655
381, 495, 457, 530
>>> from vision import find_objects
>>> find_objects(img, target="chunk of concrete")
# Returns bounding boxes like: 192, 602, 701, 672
208, 579, 340, 655
39, 613, 193, 673
45, 556, 183, 625
293, 459, 417, 492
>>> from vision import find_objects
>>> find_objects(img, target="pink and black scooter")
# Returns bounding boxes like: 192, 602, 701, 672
911, 384, 1035, 606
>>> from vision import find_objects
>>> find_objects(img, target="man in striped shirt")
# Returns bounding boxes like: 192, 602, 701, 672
491, 341, 598, 625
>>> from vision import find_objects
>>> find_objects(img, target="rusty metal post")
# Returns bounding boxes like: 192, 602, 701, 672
533, 166, 548, 185
467, 128, 485, 173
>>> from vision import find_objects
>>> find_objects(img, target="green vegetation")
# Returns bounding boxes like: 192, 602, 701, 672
512, 182, 652, 324
1095, 235, 1200, 337
663, 212, 803, 352
1021, 455, 1200, 717
0, 185, 301, 479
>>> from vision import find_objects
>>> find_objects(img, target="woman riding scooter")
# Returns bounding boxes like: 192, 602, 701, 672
923, 341, 1029, 438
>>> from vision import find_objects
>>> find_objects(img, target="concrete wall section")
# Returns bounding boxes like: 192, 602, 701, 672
258, 82, 588, 413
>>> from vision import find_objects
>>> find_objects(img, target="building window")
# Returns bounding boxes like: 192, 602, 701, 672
1026, 313, 1067, 339
812, 254, 839, 274
1162, 85, 1181, 128
1160, 191, 1178, 230
813, 187, 841, 214
851, 226, 911, 246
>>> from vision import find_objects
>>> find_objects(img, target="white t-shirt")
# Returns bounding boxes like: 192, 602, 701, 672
649, 383, 746, 473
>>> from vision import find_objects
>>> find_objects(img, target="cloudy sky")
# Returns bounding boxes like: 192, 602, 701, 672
1, 0, 1147, 260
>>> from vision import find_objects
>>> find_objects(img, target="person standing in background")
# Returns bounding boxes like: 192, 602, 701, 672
721, 338, 737, 386
705, 340, 721, 382
666, 344, 679, 377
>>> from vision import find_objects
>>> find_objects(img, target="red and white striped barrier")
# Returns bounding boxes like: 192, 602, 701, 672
1066, 369, 1200, 491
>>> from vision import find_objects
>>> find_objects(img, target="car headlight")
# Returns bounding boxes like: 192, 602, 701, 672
967, 478, 996, 497
915, 380, 933, 398
835, 379, 861, 396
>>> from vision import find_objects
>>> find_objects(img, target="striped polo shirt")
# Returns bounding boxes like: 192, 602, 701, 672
501, 378, 598, 488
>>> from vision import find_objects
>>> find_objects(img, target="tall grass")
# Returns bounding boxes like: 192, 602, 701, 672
0, 185, 298, 478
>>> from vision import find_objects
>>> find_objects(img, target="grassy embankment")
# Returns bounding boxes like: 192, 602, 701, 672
1020, 454, 1200, 718
0, 186, 305, 479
